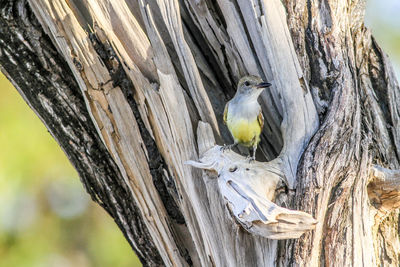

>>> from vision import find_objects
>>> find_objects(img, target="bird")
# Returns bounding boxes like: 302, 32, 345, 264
222, 75, 271, 161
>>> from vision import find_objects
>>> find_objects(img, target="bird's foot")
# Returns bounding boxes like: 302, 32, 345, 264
246, 155, 256, 163
221, 144, 235, 152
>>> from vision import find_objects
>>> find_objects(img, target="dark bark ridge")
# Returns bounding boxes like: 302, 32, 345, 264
283, 0, 400, 265
0, 1, 163, 265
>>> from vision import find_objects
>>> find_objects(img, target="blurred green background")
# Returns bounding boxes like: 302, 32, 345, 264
0, 1, 398, 267
365, 0, 400, 77
0, 82, 142, 267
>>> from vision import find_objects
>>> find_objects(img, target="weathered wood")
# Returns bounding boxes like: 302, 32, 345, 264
1, 0, 400, 266
186, 144, 317, 239
369, 165, 400, 217
283, 1, 400, 266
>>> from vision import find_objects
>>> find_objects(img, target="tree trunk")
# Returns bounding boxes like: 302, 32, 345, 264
1, 0, 399, 266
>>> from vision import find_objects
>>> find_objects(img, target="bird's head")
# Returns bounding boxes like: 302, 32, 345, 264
236, 75, 271, 100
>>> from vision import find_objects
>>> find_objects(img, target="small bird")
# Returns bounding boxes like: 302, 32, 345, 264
222, 75, 271, 161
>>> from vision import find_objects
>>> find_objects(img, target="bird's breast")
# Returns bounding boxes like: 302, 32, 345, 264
226, 116, 261, 146
225, 101, 262, 146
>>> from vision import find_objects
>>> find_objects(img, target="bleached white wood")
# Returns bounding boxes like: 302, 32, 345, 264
186, 145, 317, 239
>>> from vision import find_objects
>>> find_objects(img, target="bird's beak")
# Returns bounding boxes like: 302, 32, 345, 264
255, 82, 272, 89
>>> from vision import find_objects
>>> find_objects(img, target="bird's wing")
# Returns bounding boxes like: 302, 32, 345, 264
257, 109, 264, 129
223, 102, 229, 125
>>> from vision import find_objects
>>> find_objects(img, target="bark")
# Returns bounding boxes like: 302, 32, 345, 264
0, 0, 399, 266
0, 1, 163, 265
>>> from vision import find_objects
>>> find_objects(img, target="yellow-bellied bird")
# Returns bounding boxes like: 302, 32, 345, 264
222, 75, 271, 161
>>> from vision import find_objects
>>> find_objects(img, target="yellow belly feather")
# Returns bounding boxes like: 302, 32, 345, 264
227, 118, 261, 147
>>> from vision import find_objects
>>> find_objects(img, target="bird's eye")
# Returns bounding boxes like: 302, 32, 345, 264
244, 81, 250, 86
